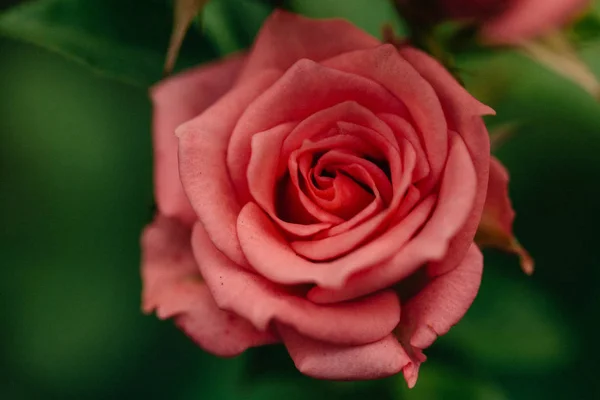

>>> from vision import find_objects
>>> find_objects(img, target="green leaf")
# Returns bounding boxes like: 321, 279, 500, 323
288, 0, 406, 39
200, 0, 273, 55
440, 254, 577, 373
568, 7, 600, 45
0, 0, 217, 86
395, 363, 509, 400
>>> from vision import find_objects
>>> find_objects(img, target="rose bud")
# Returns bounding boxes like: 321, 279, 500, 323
141, 11, 519, 387
437, 0, 591, 44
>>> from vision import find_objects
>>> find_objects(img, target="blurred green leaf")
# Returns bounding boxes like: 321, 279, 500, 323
288, 0, 406, 39
7, 258, 142, 389
456, 51, 516, 106
441, 256, 577, 373
200, 0, 273, 55
396, 363, 509, 400
478, 51, 600, 399
568, 6, 600, 45
0, 0, 217, 86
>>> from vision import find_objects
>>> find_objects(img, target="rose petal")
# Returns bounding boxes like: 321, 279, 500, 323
247, 122, 334, 237
287, 158, 346, 225
281, 101, 404, 160
274, 124, 394, 232
237, 10, 379, 82
150, 54, 245, 224
305, 152, 389, 230
290, 143, 415, 261
192, 222, 401, 345
165, 279, 277, 356
141, 215, 198, 313
480, 0, 590, 45
309, 164, 375, 219
323, 45, 450, 195
237, 194, 434, 289
476, 157, 534, 274
140, 215, 273, 356
281, 104, 404, 230
311, 151, 390, 211
396, 244, 484, 385
228, 60, 405, 204
377, 113, 430, 185
401, 349, 427, 389
309, 133, 477, 302
288, 132, 384, 202
315, 123, 404, 237
278, 324, 411, 381
398, 47, 493, 277
178, 69, 282, 266
400, 244, 484, 348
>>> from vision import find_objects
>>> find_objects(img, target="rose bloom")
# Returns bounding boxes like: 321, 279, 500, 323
438, 0, 590, 44
141, 11, 518, 387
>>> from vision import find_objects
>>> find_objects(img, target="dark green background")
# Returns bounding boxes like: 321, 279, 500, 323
1, 1, 600, 399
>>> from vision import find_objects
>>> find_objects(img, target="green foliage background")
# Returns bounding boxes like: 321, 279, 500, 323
1, 0, 600, 399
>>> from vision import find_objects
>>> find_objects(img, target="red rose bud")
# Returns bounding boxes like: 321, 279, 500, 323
141, 11, 513, 388
437, 0, 591, 44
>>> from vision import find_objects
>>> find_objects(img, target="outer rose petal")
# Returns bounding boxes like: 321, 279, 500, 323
480, 0, 590, 45
141, 215, 273, 356
177, 69, 282, 266
397, 244, 484, 387
191, 222, 401, 346
150, 55, 245, 224
398, 47, 493, 277
164, 280, 277, 356
476, 157, 534, 274
141, 215, 198, 313
278, 324, 412, 381
237, 10, 379, 82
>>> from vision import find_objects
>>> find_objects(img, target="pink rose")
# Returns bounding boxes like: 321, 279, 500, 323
141, 11, 515, 387
439, 0, 590, 44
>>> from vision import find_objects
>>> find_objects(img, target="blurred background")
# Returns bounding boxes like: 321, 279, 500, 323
1, 1, 600, 399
